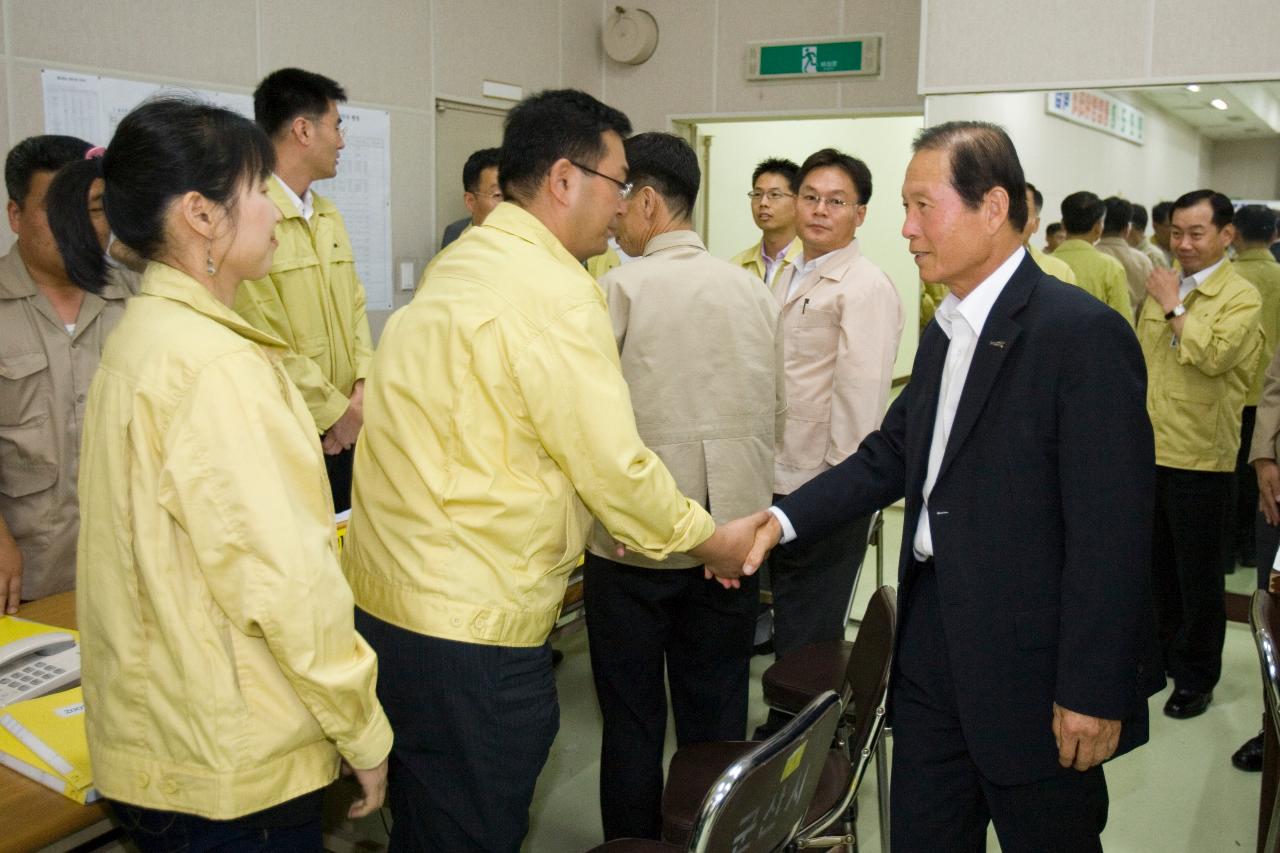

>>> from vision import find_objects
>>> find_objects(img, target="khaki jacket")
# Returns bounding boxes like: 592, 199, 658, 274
234, 178, 374, 432
588, 230, 784, 569
1137, 258, 1262, 471
1234, 248, 1280, 404
1054, 238, 1134, 322
771, 239, 903, 494
1028, 244, 1078, 285
1135, 237, 1170, 270
1096, 236, 1155, 316
343, 204, 715, 646
78, 263, 391, 818
0, 250, 133, 600
730, 236, 802, 286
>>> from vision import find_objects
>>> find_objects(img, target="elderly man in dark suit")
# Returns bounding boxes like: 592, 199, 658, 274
740, 121, 1162, 852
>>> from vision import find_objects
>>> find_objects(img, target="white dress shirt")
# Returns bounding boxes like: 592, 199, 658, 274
768, 247, 1027, 555
274, 173, 314, 222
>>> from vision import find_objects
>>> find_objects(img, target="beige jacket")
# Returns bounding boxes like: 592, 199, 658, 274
0, 249, 135, 600
588, 230, 784, 569
1096, 236, 1155, 315
771, 238, 903, 494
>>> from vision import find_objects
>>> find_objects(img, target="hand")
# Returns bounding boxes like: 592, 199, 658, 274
1145, 267, 1181, 313
342, 758, 388, 819
0, 531, 21, 615
1052, 703, 1120, 771
321, 431, 345, 455
324, 386, 365, 452
743, 511, 783, 575
691, 513, 772, 588
1257, 459, 1280, 526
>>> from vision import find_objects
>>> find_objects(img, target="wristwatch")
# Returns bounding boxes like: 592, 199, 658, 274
1164, 303, 1186, 321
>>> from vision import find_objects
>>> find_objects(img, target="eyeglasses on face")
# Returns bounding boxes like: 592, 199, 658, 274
569, 160, 634, 200
747, 190, 796, 202
311, 115, 347, 138
798, 193, 855, 210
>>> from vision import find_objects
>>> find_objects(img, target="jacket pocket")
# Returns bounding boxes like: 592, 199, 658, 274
0, 415, 58, 499
793, 308, 839, 359
777, 398, 831, 470
1014, 606, 1059, 650
0, 350, 50, 428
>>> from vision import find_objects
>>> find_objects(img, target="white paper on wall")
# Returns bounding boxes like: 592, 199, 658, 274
41, 69, 393, 309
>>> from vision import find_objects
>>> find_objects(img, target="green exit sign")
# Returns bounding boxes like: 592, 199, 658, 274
748, 36, 881, 81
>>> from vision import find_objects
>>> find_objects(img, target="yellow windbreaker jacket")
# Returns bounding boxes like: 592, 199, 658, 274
343, 203, 716, 646
77, 263, 391, 818
234, 178, 374, 432
1137, 258, 1262, 471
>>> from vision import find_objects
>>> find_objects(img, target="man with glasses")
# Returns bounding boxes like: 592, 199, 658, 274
439, 147, 503, 250
760, 148, 903, 731
235, 67, 372, 511
344, 90, 758, 851
731, 157, 801, 287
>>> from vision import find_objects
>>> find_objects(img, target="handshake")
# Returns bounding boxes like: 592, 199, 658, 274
692, 510, 784, 589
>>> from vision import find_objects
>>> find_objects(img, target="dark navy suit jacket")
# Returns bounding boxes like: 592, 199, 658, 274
777, 251, 1163, 786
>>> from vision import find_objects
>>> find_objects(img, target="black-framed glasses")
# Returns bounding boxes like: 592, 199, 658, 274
747, 190, 796, 202
570, 161, 633, 200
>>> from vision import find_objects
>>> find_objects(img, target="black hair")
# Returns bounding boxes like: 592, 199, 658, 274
623, 132, 699, 220
912, 121, 1027, 232
48, 97, 275, 294
254, 68, 347, 138
1102, 196, 1133, 236
1061, 191, 1105, 235
1172, 189, 1234, 230
795, 148, 872, 204
1235, 204, 1278, 244
462, 147, 501, 192
5, 135, 93, 205
1046, 222, 1064, 237
1130, 203, 1149, 231
752, 157, 799, 187
1026, 181, 1044, 213
1152, 201, 1173, 226
498, 89, 632, 203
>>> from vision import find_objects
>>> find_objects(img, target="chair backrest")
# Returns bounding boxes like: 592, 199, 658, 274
1250, 590, 1280, 853
685, 690, 842, 853
840, 510, 882, 624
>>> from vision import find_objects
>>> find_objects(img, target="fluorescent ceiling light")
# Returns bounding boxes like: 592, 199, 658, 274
1210, 98, 1229, 110
1185, 84, 1201, 93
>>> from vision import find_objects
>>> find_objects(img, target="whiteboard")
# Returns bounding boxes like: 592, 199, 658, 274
41, 68, 393, 309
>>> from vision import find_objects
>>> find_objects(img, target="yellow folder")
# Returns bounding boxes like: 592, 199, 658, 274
0, 686, 94, 795
0, 719, 97, 804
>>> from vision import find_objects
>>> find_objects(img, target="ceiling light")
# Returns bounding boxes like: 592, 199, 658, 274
1210, 98, 1229, 110
1185, 84, 1201, 93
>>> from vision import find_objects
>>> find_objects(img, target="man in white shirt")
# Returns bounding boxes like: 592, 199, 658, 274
737, 121, 1161, 850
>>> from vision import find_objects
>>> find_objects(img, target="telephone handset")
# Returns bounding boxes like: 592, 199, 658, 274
0, 632, 80, 707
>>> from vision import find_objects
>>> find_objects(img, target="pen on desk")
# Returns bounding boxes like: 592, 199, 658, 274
802, 298, 809, 314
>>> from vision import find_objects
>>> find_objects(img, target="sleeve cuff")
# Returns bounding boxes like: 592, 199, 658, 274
768, 505, 797, 544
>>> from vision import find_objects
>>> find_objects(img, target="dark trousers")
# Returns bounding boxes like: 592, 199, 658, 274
325, 445, 354, 513
1236, 406, 1259, 563
768, 496, 873, 659
1151, 465, 1232, 692
107, 792, 323, 853
354, 609, 559, 853
890, 565, 1108, 853
583, 552, 757, 841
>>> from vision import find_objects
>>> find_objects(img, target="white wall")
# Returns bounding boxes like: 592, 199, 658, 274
925, 90, 1212, 241
699, 115, 924, 377
1213, 138, 1280, 200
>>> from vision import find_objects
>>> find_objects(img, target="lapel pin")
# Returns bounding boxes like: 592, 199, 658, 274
988, 340, 1007, 349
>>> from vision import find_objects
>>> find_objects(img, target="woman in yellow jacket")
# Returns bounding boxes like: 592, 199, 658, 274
48, 99, 392, 852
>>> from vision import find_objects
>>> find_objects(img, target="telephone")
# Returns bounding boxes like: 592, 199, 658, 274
0, 632, 80, 707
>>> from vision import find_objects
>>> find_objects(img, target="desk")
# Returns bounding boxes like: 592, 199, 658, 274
0, 592, 110, 853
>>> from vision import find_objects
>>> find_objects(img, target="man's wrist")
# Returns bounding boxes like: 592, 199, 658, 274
766, 506, 797, 544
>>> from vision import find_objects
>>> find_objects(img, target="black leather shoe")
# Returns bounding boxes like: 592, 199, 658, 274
1233, 733, 1265, 771
1163, 688, 1212, 719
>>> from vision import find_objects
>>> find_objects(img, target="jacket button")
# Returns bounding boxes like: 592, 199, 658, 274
159, 779, 179, 795
450, 616, 461, 626
135, 772, 149, 788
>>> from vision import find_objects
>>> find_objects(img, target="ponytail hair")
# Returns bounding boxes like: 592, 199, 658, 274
46, 156, 107, 293
48, 97, 275, 294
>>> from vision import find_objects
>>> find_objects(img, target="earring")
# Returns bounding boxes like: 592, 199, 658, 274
206, 243, 216, 276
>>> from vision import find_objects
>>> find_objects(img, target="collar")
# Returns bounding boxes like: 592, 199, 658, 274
273, 174, 313, 220
141, 262, 289, 350
935, 247, 1025, 341
0, 246, 127, 302
1236, 247, 1276, 263
269, 175, 335, 221
762, 235, 800, 263
481, 201, 597, 274
797, 238, 863, 277
641, 229, 705, 257
1183, 256, 1226, 289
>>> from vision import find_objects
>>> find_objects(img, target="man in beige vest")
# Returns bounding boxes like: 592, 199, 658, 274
585, 132, 784, 841
1095, 196, 1154, 316
0, 136, 136, 613
765, 147, 903, 701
